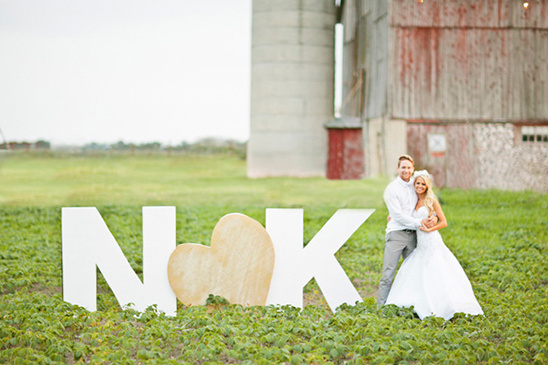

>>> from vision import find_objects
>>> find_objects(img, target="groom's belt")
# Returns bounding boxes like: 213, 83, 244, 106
401, 229, 415, 233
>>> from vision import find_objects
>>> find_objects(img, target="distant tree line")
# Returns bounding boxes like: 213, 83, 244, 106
82, 138, 247, 158
0, 140, 51, 150
0, 138, 247, 158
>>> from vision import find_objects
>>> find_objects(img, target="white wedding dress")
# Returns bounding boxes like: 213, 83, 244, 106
385, 206, 484, 320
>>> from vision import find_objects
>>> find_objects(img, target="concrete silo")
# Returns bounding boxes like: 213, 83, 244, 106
248, 0, 337, 177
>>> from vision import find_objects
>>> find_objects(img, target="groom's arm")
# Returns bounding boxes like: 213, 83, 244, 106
423, 215, 438, 228
387, 214, 437, 228
384, 188, 422, 229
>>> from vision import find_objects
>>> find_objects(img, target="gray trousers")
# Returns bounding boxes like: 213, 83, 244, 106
377, 230, 417, 306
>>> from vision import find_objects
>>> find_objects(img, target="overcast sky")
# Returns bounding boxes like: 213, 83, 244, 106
0, 0, 251, 146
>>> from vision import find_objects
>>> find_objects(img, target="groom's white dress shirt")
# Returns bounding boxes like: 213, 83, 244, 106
384, 176, 422, 233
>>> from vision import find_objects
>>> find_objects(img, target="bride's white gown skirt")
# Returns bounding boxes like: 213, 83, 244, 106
386, 207, 483, 320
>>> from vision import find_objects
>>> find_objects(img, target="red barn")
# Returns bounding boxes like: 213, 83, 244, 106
248, 0, 547, 191
340, 0, 547, 190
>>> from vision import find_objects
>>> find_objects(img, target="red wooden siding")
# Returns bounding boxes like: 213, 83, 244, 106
389, 0, 548, 29
407, 122, 477, 189
388, 0, 548, 121
326, 128, 364, 180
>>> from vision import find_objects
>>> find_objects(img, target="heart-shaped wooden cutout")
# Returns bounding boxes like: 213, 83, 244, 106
167, 213, 275, 307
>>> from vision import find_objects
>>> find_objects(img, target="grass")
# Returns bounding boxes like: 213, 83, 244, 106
0, 152, 388, 209
0, 152, 547, 364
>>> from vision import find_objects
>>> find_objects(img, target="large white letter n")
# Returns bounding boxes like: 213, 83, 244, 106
62, 207, 177, 316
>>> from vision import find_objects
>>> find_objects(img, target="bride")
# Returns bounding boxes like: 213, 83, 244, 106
385, 170, 483, 320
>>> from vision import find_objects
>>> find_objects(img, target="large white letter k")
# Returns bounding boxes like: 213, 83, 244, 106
265, 209, 374, 312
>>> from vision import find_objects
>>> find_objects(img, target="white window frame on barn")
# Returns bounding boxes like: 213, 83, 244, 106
519, 125, 548, 143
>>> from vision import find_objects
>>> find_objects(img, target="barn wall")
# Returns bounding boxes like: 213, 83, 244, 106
361, 0, 389, 120
389, 0, 548, 28
474, 123, 547, 191
407, 122, 548, 191
340, 0, 389, 119
340, 0, 360, 117
407, 123, 478, 189
388, 0, 548, 121
326, 127, 364, 179
363, 117, 407, 177
387, 0, 548, 191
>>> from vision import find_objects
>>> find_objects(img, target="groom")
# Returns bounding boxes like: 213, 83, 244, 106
377, 155, 436, 307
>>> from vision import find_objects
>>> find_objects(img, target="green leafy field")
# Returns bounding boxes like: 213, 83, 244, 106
1, 153, 547, 364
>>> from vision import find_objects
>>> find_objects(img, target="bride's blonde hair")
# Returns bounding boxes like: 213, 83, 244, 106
414, 171, 437, 216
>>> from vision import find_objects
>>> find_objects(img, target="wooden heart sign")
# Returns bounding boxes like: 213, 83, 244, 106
167, 213, 275, 307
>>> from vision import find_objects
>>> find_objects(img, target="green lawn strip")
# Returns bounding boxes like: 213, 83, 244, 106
0, 154, 547, 363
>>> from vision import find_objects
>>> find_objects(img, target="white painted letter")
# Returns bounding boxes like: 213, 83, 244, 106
266, 209, 374, 312
62, 207, 177, 316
